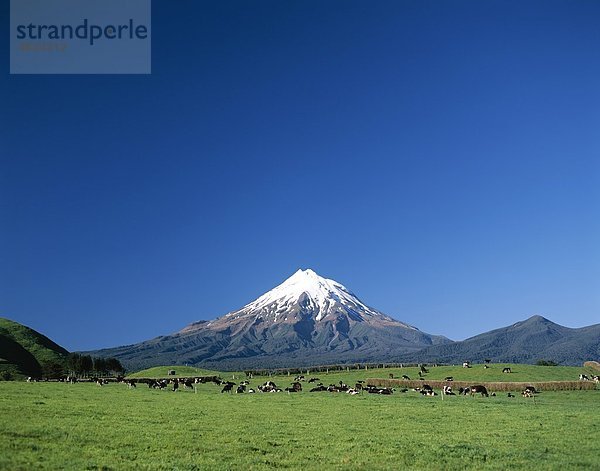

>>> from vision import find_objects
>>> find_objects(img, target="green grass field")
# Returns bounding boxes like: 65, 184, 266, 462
1, 365, 598, 470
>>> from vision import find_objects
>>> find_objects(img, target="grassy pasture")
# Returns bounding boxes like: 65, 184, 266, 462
1, 365, 599, 470
129, 362, 595, 383
127, 365, 221, 379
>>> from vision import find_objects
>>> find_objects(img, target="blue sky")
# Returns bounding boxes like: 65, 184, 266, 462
1, 0, 599, 351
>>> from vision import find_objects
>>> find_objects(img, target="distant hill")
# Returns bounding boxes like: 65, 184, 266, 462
399, 315, 600, 366
0, 318, 69, 378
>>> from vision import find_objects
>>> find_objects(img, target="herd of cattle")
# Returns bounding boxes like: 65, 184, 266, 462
26, 371, 599, 400
37, 371, 597, 398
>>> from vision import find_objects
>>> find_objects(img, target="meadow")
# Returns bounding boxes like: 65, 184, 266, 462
1, 364, 598, 470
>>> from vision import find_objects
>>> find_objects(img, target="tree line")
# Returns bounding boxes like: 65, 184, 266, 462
66, 353, 125, 377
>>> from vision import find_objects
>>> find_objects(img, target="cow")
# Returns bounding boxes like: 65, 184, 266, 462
401, 375, 410, 380
507, 393, 515, 398
221, 382, 235, 393
579, 374, 589, 381
389, 373, 394, 379
419, 365, 429, 374
444, 376, 454, 382
484, 359, 491, 364
592, 375, 600, 383
502, 367, 512, 373
463, 361, 471, 368
126, 379, 136, 389
258, 380, 278, 393
236, 384, 246, 394
469, 385, 489, 397
442, 385, 455, 395
483, 365, 490, 369
172, 379, 179, 392
308, 377, 321, 383
310, 385, 327, 392
522, 386, 536, 397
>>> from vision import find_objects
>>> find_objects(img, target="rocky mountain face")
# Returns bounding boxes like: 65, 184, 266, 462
90, 269, 450, 370
398, 315, 600, 366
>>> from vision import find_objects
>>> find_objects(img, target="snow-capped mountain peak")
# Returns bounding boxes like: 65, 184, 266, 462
214, 268, 414, 327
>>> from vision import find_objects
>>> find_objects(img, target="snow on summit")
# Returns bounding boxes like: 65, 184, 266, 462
243, 268, 373, 321
201, 268, 417, 329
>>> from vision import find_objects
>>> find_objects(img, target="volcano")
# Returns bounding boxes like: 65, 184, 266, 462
89, 269, 450, 370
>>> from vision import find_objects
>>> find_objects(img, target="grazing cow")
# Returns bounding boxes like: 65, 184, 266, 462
444, 376, 454, 382
221, 382, 235, 393
579, 374, 589, 381
443, 385, 455, 395
126, 379, 136, 389
522, 386, 536, 397
401, 375, 410, 380
502, 367, 512, 374
463, 362, 471, 368
236, 385, 246, 394
592, 375, 600, 383
183, 379, 194, 390
469, 385, 489, 397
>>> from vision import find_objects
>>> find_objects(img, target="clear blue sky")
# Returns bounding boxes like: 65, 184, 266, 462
1, 1, 598, 351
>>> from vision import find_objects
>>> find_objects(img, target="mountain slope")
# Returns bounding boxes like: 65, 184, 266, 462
0, 318, 69, 378
89, 269, 450, 371
399, 315, 600, 366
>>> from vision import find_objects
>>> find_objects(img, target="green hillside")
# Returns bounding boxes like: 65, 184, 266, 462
127, 365, 221, 378
0, 318, 69, 379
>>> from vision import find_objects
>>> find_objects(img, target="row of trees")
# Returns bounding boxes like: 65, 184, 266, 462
66, 353, 125, 377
